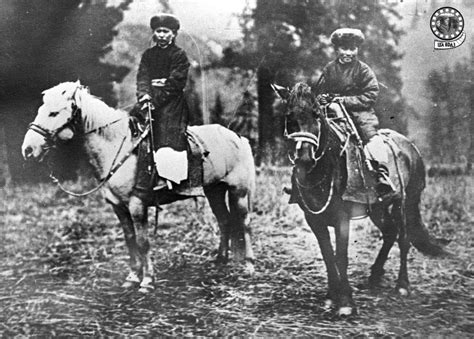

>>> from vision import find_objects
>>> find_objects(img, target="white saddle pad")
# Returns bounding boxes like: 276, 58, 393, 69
153, 147, 188, 184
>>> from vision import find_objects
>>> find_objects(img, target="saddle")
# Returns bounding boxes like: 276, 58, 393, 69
329, 119, 402, 205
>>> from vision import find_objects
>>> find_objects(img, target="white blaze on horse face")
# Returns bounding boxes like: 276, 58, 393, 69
36, 102, 73, 131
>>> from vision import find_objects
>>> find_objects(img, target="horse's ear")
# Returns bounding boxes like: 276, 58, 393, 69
271, 84, 290, 101
72, 80, 83, 107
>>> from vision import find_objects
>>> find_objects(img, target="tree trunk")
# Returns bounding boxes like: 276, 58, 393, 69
256, 66, 275, 165
0, 125, 9, 187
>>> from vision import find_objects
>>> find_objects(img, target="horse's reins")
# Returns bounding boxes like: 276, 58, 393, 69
48, 134, 126, 197
48, 125, 150, 197
294, 170, 336, 215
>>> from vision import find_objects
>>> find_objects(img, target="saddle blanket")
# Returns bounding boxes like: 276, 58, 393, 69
342, 130, 403, 205
137, 128, 209, 194
154, 147, 188, 184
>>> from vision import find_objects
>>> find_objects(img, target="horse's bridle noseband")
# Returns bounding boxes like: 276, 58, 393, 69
285, 113, 329, 169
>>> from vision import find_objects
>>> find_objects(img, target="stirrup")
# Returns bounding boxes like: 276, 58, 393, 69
153, 179, 171, 191
376, 183, 397, 203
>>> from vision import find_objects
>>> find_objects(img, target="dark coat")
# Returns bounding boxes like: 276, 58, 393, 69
137, 43, 190, 151
319, 59, 380, 141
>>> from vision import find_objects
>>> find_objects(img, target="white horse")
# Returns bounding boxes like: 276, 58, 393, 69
22, 81, 256, 292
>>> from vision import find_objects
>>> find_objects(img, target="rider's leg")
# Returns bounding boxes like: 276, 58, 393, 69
353, 112, 395, 200
365, 134, 396, 199
132, 138, 156, 199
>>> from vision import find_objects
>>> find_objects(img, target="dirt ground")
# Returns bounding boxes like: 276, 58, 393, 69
1, 172, 472, 337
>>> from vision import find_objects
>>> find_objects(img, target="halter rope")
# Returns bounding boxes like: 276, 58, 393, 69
49, 125, 150, 197
294, 170, 336, 215
49, 134, 127, 197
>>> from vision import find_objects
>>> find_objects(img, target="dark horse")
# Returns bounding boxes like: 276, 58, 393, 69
275, 83, 446, 316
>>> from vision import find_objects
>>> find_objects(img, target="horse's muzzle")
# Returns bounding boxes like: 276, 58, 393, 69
295, 142, 317, 168
21, 130, 51, 162
23, 146, 34, 159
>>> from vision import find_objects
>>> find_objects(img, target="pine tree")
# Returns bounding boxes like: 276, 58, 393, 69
210, 92, 225, 125
426, 61, 471, 163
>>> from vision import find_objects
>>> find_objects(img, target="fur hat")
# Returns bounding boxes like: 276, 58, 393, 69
150, 14, 180, 32
330, 28, 365, 47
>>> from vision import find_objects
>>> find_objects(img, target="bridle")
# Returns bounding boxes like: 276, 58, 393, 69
26, 87, 134, 197
284, 104, 330, 171
285, 102, 334, 215
27, 102, 82, 152
27, 89, 124, 152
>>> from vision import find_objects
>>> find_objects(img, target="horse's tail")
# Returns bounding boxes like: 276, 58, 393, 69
405, 140, 450, 257
406, 201, 448, 257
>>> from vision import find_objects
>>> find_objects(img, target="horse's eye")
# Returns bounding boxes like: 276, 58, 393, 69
49, 111, 59, 117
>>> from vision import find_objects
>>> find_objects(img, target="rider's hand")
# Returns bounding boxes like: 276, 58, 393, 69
317, 94, 329, 105
151, 78, 167, 87
141, 101, 154, 111
138, 94, 154, 111
139, 94, 152, 103
129, 116, 144, 137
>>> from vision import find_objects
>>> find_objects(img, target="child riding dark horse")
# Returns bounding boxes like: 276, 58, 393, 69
316, 28, 396, 202
130, 13, 199, 199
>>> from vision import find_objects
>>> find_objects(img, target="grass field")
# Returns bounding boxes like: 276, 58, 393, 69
1, 170, 472, 337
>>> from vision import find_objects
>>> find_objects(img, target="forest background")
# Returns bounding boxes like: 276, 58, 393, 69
0, 0, 472, 183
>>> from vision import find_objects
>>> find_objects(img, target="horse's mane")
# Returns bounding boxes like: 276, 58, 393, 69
78, 89, 128, 135
289, 82, 315, 106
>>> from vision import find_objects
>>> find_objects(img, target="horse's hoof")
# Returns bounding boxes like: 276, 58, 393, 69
122, 280, 139, 289
244, 261, 255, 276
122, 272, 140, 288
138, 286, 154, 293
138, 277, 154, 294
323, 299, 334, 310
338, 306, 353, 317
397, 287, 409, 297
